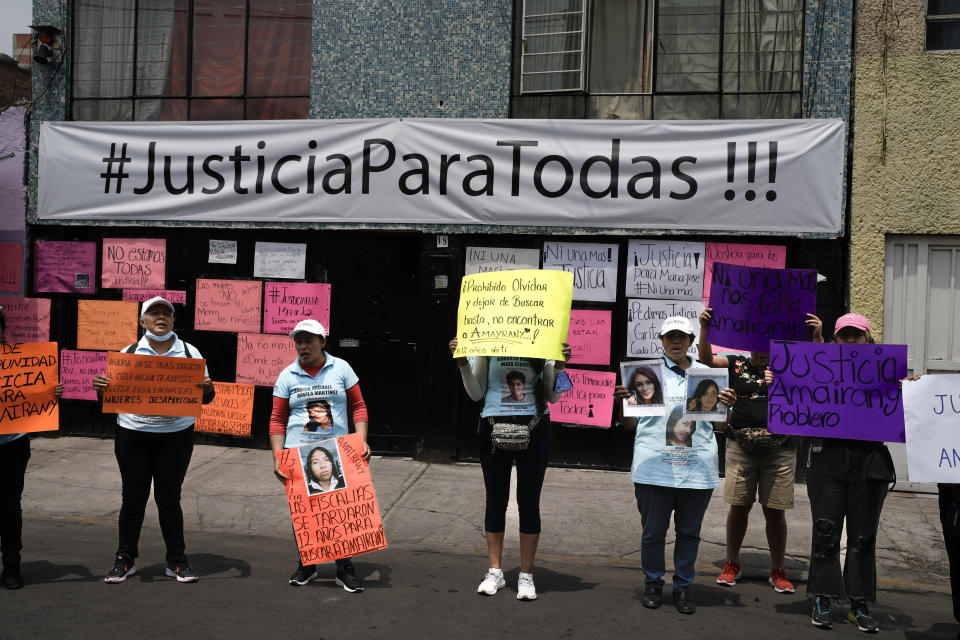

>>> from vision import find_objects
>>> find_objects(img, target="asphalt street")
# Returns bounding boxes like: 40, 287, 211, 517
2, 515, 955, 640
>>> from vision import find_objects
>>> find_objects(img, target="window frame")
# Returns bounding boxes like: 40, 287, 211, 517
926, 0, 960, 51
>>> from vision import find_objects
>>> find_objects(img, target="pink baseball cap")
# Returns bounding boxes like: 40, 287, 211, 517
834, 313, 871, 334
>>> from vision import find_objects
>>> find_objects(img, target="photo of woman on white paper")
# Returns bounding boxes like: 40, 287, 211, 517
683, 369, 729, 421
302, 443, 346, 496
620, 362, 666, 417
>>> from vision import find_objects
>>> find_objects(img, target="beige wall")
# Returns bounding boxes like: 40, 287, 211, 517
850, 1, 960, 338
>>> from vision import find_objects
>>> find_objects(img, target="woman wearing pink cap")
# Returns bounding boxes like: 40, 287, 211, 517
806, 313, 895, 633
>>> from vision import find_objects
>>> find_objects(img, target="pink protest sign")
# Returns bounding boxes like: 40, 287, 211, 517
263, 282, 331, 334
195, 279, 262, 333
236, 333, 294, 386
34, 241, 97, 294
0, 242, 23, 293
567, 309, 611, 365
122, 289, 187, 304
547, 369, 617, 428
59, 350, 108, 401
101, 238, 166, 289
703, 242, 786, 304
0, 296, 51, 342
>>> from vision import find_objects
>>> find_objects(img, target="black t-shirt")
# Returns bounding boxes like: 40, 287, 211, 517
727, 355, 767, 428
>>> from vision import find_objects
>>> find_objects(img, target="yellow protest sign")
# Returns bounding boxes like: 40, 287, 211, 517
454, 269, 573, 360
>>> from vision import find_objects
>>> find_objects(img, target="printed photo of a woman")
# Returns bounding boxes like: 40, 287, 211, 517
686, 379, 720, 413
303, 445, 346, 496
304, 399, 333, 432
626, 366, 664, 407
665, 407, 695, 448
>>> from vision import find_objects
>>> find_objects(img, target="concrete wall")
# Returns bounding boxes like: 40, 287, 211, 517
850, 1, 960, 337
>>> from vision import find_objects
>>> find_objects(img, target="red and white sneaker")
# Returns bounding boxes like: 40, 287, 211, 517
769, 567, 795, 593
716, 559, 742, 586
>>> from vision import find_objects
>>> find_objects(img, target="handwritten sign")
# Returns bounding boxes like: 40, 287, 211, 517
703, 242, 786, 304
263, 282, 331, 334
60, 349, 107, 401
277, 434, 387, 564
0, 296, 51, 342
465, 246, 540, 275
626, 299, 704, 358
0, 342, 59, 434
903, 375, 960, 482
567, 310, 611, 365
706, 263, 817, 352
101, 352, 205, 417
194, 382, 255, 436
209, 239, 238, 264
77, 300, 139, 351
547, 369, 616, 428
625, 240, 705, 300
236, 333, 293, 386
0, 242, 23, 292
254, 242, 306, 279
101, 238, 166, 289
122, 289, 187, 304
195, 279, 262, 332
767, 341, 908, 442
542, 241, 618, 302
34, 240, 97, 294
453, 269, 573, 360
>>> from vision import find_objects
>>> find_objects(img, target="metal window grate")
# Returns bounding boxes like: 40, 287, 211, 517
521, 0, 586, 93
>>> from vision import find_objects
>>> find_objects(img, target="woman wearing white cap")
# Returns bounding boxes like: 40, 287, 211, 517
269, 318, 370, 593
92, 296, 214, 585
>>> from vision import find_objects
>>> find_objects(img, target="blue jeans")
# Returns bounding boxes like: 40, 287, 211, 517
634, 483, 713, 590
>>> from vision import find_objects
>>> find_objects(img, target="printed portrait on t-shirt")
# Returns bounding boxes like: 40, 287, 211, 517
304, 399, 334, 433
300, 440, 347, 496
501, 369, 531, 404
664, 406, 695, 448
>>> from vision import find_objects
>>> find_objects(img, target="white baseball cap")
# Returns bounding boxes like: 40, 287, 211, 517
140, 296, 175, 319
658, 316, 695, 338
288, 319, 327, 339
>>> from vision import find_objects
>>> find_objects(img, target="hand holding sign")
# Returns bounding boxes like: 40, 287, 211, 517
100, 352, 206, 417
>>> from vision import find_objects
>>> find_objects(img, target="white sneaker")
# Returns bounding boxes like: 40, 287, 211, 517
516, 572, 537, 600
477, 568, 505, 595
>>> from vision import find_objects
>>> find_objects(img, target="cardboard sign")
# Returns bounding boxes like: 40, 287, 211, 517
767, 341, 908, 442
76, 300, 139, 351
101, 238, 166, 289
254, 242, 306, 279
276, 434, 387, 565
706, 263, 817, 352
0, 242, 23, 293
0, 342, 60, 434
903, 375, 960, 482
60, 349, 108, 401
620, 361, 667, 417
682, 368, 729, 421
453, 269, 573, 360
0, 296, 52, 342
567, 309, 612, 365
703, 242, 786, 304
465, 246, 540, 275
547, 368, 616, 428
263, 282, 331, 334
195, 279, 263, 332
625, 240, 705, 300
122, 289, 187, 304
194, 382, 255, 436
236, 333, 293, 386
34, 240, 97, 294
209, 239, 238, 264
101, 351, 205, 417
542, 241, 618, 302
626, 299, 704, 359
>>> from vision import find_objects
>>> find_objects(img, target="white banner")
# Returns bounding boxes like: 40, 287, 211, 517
38, 118, 844, 233
902, 375, 960, 482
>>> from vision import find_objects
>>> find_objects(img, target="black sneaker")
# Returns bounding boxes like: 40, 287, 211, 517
165, 560, 199, 583
1, 565, 23, 590
104, 554, 136, 584
335, 563, 364, 593
289, 562, 316, 586
811, 596, 832, 628
848, 599, 879, 633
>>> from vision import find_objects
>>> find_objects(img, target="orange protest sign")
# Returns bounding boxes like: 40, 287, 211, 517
276, 433, 387, 565
102, 352, 205, 417
77, 300, 139, 351
0, 342, 59, 435
194, 382, 255, 436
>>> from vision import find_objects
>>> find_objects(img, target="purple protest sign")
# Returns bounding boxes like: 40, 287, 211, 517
60, 350, 108, 401
766, 341, 908, 442
34, 241, 97, 294
706, 262, 816, 352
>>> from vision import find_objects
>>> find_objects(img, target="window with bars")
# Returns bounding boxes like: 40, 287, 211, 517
71, 0, 311, 121
927, 0, 960, 51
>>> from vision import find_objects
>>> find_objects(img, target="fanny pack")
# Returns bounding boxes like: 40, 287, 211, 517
731, 426, 788, 456
488, 416, 540, 452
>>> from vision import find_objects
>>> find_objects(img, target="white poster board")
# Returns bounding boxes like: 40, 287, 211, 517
253, 242, 306, 279
626, 299, 704, 359
465, 246, 539, 275
625, 239, 705, 300
903, 374, 960, 482
542, 241, 618, 302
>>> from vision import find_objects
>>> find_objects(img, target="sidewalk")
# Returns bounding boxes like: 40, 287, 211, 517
23, 436, 950, 594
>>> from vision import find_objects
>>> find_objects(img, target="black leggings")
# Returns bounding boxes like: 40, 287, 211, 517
0, 436, 30, 566
477, 416, 551, 535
